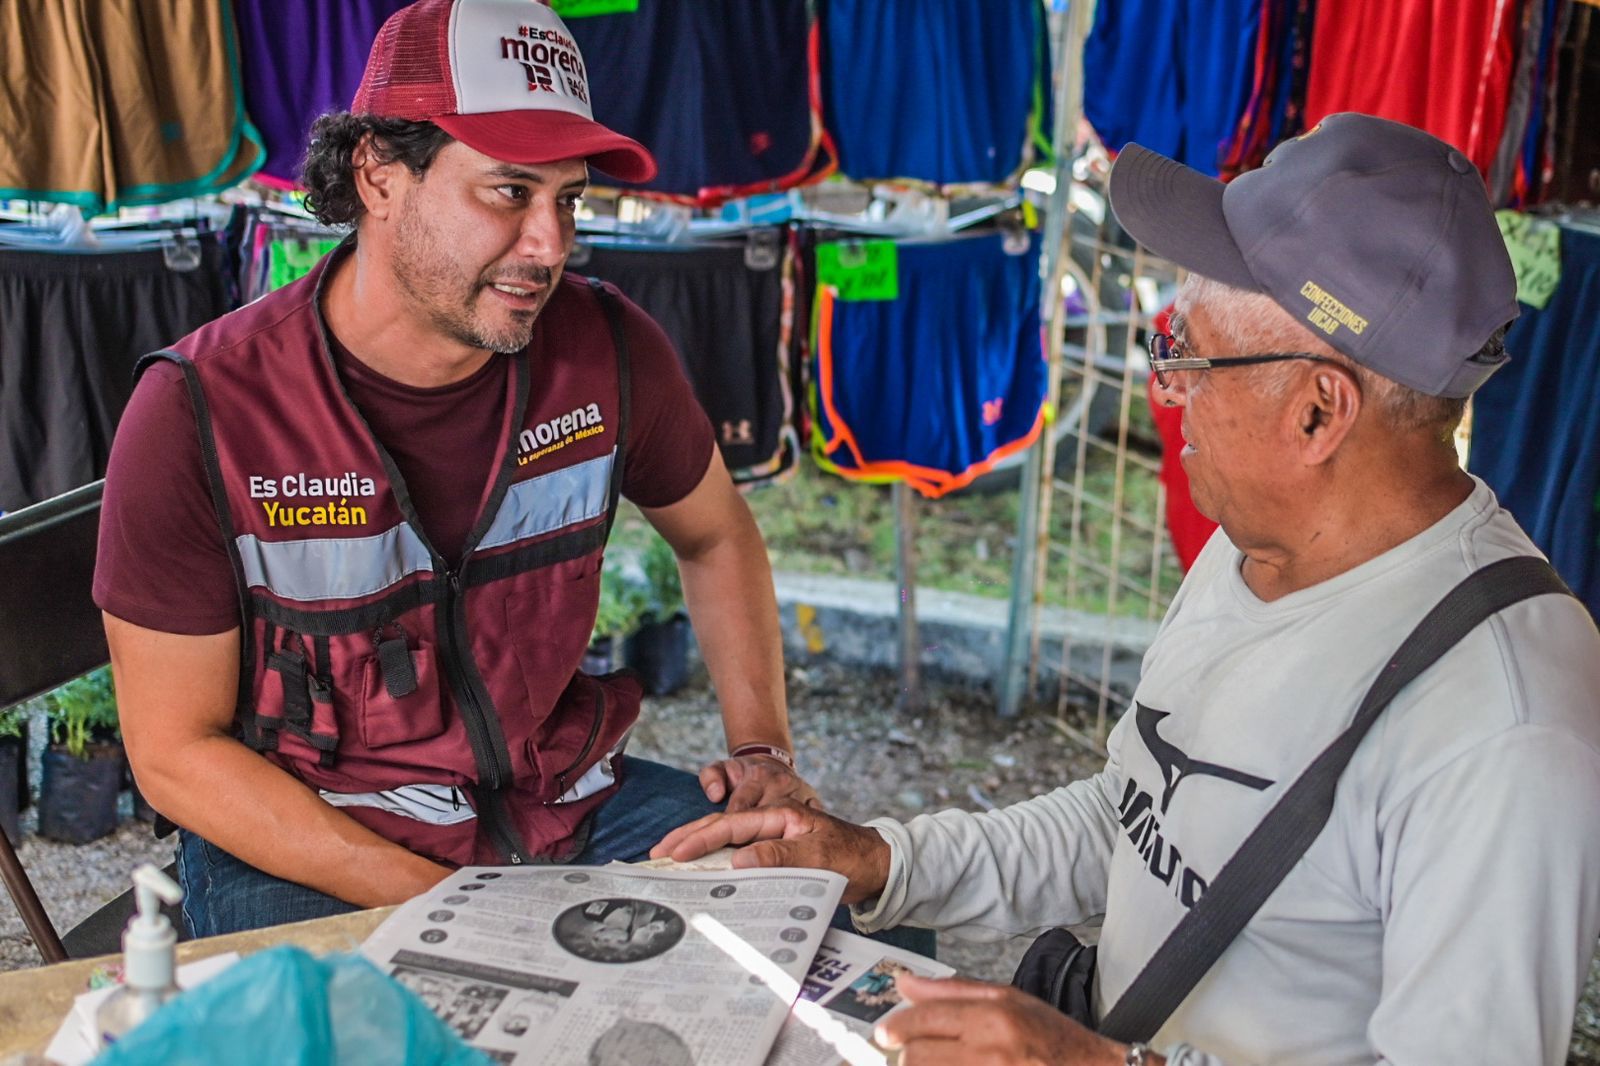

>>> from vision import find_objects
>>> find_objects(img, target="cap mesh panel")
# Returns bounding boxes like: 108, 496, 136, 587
352, 0, 458, 118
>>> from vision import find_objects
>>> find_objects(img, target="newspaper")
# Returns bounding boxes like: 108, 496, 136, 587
360, 864, 845, 1066
763, 929, 955, 1066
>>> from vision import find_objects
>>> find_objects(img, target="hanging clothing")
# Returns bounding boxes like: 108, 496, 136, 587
0, 237, 232, 514
563, 0, 829, 202
0, 1, 263, 214
1468, 223, 1600, 618
1084, 0, 1264, 177
1302, 0, 1519, 178
1221, 0, 1316, 178
1549, 2, 1600, 205
809, 231, 1047, 499
822, 0, 1052, 186
579, 234, 798, 483
233, 0, 413, 188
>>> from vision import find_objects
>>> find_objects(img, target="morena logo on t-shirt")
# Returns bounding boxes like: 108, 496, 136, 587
517, 402, 605, 466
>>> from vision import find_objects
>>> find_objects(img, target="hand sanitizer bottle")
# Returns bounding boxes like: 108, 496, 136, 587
96, 863, 185, 1049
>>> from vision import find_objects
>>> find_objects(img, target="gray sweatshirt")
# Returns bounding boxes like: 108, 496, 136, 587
853, 481, 1600, 1065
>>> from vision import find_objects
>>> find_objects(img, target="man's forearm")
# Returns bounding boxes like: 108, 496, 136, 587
676, 520, 790, 751
138, 735, 448, 908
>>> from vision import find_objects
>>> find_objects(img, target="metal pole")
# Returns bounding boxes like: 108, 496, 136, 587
893, 483, 923, 713
1000, 0, 1095, 717
0, 823, 67, 964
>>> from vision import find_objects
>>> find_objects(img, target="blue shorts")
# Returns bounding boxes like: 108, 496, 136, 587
1468, 226, 1600, 617
809, 231, 1047, 498
566, 0, 826, 201
1084, 0, 1263, 176
822, 0, 1051, 185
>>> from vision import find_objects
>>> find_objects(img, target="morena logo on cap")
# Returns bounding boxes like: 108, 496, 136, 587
498, 24, 588, 99
454, 0, 593, 118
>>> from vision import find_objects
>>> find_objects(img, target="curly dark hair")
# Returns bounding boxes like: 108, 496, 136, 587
298, 113, 455, 227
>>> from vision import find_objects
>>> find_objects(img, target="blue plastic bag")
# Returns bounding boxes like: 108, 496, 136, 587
94, 946, 492, 1066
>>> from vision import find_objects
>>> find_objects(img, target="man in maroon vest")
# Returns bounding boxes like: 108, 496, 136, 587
93, 0, 815, 936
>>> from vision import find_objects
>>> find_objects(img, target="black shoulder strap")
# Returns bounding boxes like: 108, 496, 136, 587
1099, 555, 1575, 1044
587, 277, 631, 540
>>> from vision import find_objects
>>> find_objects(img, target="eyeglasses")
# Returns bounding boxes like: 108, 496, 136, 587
1147, 332, 1339, 389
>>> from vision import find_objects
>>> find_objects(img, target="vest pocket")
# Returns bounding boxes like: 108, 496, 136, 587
359, 644, 444, 749
255, 630, 340, 767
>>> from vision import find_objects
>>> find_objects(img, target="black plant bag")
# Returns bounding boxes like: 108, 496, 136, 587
1009, 557, 1571, 1044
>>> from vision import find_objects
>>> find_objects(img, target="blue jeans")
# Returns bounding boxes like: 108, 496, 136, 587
179, 756, 933, 957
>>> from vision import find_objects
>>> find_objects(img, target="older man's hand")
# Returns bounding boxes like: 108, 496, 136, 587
650, 802, 890, 904
698, 754, 821, 812
877, 974, 1151, 1066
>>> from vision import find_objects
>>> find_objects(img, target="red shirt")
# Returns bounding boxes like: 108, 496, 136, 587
95, 281, 713, 635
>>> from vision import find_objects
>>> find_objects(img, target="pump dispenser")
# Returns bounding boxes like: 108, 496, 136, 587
96, 863, 184, 1048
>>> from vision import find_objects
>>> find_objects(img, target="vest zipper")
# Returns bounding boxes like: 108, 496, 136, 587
554, 685, 607, 798
440, 566, 532, 864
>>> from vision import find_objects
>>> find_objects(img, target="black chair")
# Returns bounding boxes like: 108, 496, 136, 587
0, 481, 180, 963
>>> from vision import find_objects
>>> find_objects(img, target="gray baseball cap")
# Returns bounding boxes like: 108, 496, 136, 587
1108, 112, 1518, 398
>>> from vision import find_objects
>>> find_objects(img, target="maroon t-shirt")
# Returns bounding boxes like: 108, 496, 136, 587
94, 284, 714, 635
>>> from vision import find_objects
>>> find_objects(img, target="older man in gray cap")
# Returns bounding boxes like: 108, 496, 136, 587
653, 114, 1600, 1066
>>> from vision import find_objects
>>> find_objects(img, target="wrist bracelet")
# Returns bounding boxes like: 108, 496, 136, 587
729, 743, 795, 770
1124, 1042, 1149, 1066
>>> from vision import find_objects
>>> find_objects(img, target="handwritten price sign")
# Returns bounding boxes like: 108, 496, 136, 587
1495, 210, 1562, 310
816, 241, 900, 302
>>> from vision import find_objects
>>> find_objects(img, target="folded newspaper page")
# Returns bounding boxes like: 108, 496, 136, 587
764, 928, 956, 1066
361, 864, 845, 1066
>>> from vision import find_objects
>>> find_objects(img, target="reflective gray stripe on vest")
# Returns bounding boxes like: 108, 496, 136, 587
319, 784, 477, 826
236, 522, 433, 602
477, 449, 615, 553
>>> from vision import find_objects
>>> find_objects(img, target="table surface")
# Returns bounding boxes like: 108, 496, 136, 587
0, 907, 395, 1058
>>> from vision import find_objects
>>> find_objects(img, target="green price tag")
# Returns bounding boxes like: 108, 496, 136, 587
816, 241, 900, 302
550, 0, 638, 16
268, 238, 341, 292
1495, 210, 1562, 310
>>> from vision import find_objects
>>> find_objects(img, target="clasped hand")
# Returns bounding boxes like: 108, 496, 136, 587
697, 753, 821, 812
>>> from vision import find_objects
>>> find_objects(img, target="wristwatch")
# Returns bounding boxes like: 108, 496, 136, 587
729, 742, 795, 770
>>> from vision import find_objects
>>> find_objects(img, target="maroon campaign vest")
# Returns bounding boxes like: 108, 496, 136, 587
144, 245, 642, 867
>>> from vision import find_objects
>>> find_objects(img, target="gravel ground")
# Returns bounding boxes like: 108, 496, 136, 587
4, 661, 1597, 1061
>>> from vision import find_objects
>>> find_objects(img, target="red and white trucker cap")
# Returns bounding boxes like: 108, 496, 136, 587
352, 0, 656, 183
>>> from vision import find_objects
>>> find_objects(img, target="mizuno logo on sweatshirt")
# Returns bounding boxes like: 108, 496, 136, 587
1136, 704, 1275, 814
1115, 703, 1277, 909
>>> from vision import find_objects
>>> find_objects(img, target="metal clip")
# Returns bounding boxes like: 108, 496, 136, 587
160, 230, 201, 272
999, 213, 1031, 257
744, 228, 781, 271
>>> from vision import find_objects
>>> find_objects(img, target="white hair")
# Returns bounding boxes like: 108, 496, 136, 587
1173, 274, 1468, 439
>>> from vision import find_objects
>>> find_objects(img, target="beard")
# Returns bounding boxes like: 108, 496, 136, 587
389, 195, 555, 354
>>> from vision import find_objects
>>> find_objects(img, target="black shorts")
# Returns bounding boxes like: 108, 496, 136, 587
0, 235, 231, 513
580, 235, 796, 482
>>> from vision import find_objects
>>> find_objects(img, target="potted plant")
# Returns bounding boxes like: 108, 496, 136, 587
586, 555, 648, 675
624, 534, 693, 696
38, 667, 126, 844
0, 704, 26, 845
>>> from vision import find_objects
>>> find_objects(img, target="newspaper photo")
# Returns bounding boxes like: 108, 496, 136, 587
764, 928, 956, 1066
361, 864, 846, 1066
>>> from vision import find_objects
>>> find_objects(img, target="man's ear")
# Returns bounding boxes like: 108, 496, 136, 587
1292, 363, 1361, 466
351, 134, 405, 222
